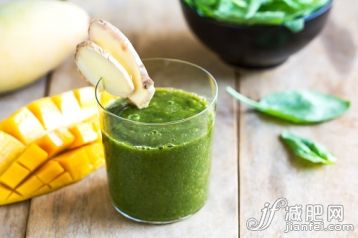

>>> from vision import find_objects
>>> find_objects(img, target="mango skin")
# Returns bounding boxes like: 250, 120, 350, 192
0, 0, 89, 93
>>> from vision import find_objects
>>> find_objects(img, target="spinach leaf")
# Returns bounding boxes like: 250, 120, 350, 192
280, 131, 336, 164
226, 87, 350, 124
184, 0, 330, 32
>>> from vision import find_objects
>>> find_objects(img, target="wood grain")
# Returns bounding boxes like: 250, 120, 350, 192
25, 0, 238, 237
3, 0, 355, 237
239, 1, 358, 237
0, 78, 46, 238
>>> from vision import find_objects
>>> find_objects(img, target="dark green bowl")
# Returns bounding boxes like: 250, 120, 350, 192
180, 0, 332, 68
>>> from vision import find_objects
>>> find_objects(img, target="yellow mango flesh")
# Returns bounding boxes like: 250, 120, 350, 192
69, 121, 99, 149
74, 87, 98, 119
49, 173, 73, 190
17, 176, 44, 197
0, 108, 46, 144
36, 160, 65, 184
36, 128, 75, 157
0, 131, 25, 174
100, 91, 118, 108
56, 147, 93, 180
34, 186, 51, 197
52, 91, 83, 125
0, 163, 30, 189
17, 144, 48, 171
84, 143, 105, 170
28, 98, 65, 130
0, 87, 108, 205
0, 142, 104, 203
7, 193, 22, 204
0, 185, 11, 201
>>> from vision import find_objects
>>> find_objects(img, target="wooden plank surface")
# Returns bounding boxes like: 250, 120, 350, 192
2, 0, 357, 237
25, 0, 238, 237
0, 79, 47, 238
240, 0, 358, 237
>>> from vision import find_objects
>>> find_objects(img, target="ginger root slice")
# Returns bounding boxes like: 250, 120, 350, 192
89, 19, 155, 109
75, 41, 135, 98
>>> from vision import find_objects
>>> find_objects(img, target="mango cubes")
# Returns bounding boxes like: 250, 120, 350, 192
0, 131, 25, 174
0, 108, 46, 144
0, 87, 107, 205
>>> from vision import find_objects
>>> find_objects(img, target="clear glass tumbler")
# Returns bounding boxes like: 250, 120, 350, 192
96, 58, 218, 224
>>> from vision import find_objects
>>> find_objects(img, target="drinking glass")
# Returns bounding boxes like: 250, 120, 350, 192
96, 58, 218, 224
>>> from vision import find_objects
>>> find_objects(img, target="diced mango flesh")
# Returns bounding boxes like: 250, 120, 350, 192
7, 193, 22, 203
52, 91, 83, 125
0, 131, 25, 174
49, 172, 73, 189
34, 185, 51, 196
74, 87, 98, 118
0, 142, 104, 205
35, 160, 64, 184
100, 91, 117, 107
36, 129, 75, 157
74, 87, 97, 109
0, 163, 30, 189
55, 145, 94, 180
17, 144, 48, 171
28, 98, 65, 131
17, 176, 44, 196
0, 185, 11, 201
69, 122, 99, 148
0, 87, 108, 206
84, 143, 104, 169
0, 108, 45, 144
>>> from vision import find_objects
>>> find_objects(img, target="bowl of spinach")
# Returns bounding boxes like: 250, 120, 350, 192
180, 0, 332, 68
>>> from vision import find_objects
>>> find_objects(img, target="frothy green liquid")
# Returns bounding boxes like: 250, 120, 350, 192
102, 88, 214, 222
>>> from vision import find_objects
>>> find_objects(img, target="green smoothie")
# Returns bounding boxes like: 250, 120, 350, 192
101, 88, 214, 222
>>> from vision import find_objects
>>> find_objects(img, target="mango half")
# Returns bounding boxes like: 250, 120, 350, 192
0, 87, 106, 205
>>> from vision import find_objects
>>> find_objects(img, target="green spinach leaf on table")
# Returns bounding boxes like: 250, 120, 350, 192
280, 131, 336, 164
226, 87, 350, 124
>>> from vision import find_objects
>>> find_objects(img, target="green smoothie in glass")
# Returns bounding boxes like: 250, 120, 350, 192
96, 58, 217, 223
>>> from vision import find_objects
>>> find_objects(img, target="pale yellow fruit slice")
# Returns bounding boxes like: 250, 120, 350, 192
89, 19, 155, 109
75, 41, 134, 98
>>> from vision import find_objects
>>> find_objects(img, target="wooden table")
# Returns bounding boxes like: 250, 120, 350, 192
0, 0, 357, 237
